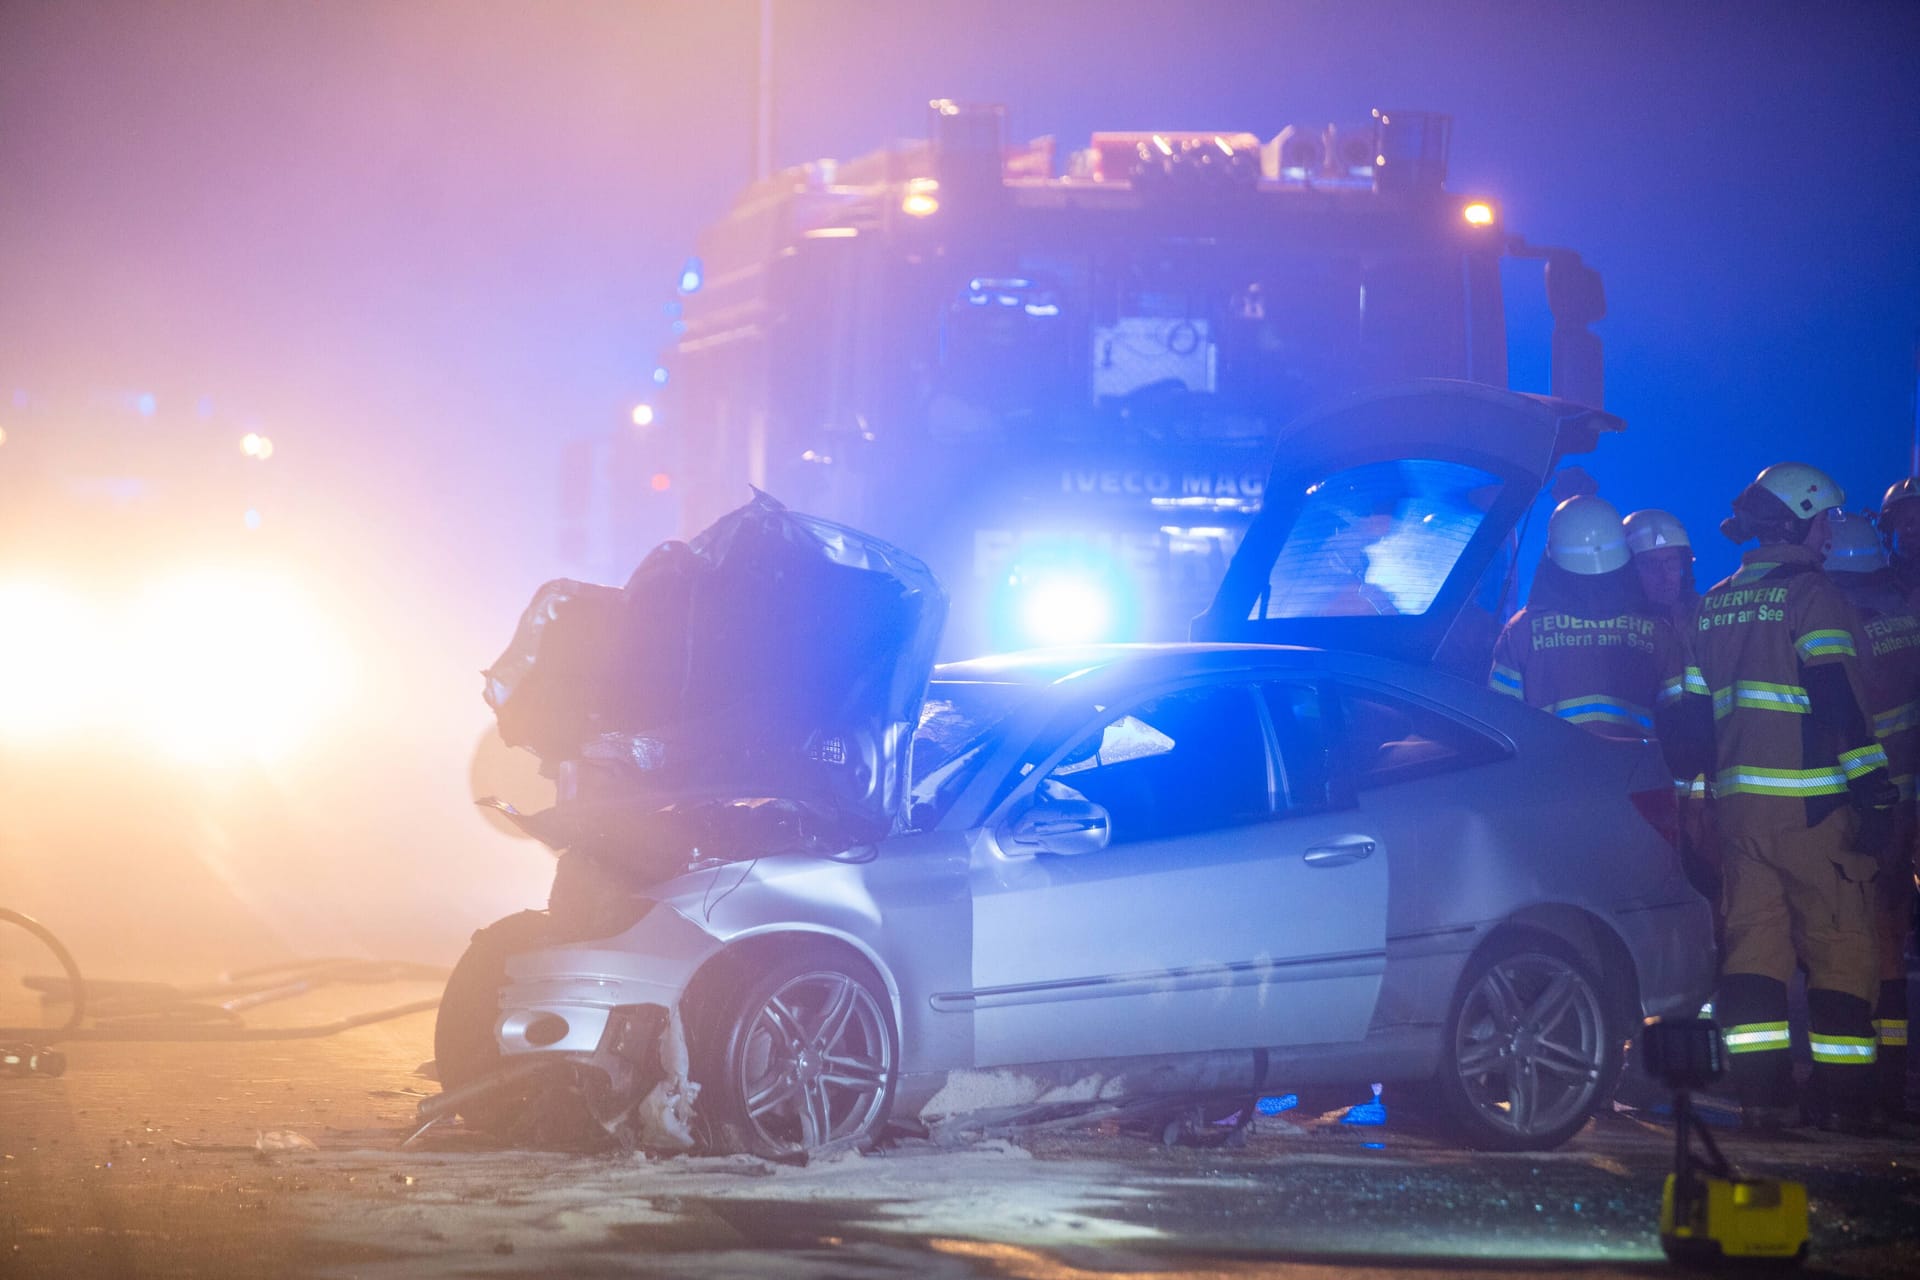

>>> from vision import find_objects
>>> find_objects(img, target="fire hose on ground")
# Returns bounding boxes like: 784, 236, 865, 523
1, 907, 445, 1076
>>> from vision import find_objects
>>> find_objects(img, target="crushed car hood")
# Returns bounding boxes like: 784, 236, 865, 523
482, 490, 948, 863
1192, 379, 1623, 667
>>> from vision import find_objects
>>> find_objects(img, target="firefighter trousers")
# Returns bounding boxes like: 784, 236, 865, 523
1871, 819, 1916, 1113
1716, 805, 1880, 1114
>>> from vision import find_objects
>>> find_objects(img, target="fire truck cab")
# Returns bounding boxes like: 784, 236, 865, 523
668, 102, 1605, 656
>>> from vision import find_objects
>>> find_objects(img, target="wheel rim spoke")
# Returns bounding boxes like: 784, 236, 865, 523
747, 1076, 801, 1119
763, 995, 808, 1045
806, 1079, 833, 1143
1479, 966, 1522, 1030
821, 1054, 886, 1088
1523, 971, 1576, 1033
1457, 1036, 1505, 1078
1506, 1056, 1535, 1130
810, 977, 858, 1051
1529, 1038, 1598, 1082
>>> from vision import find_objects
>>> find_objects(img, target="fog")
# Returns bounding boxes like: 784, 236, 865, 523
1, 1, 1915, 983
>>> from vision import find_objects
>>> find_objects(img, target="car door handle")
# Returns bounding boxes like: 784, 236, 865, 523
1303, 840, 1376, 867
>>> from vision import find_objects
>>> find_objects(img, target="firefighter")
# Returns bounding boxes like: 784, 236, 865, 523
1824, 508, 1920, 1127
1624, 508, 1701, 630
1882, 477, 1920, 603
1490, 496, 1705, 776
1625, 508, 1718, 900
1701, 463, 1897, 1134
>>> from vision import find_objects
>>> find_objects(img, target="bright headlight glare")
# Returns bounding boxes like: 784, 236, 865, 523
0, 569, 351, 764
129, 571, 350, 764
0, 582, 114, 739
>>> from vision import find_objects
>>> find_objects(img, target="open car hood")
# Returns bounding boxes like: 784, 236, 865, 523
1192, 380, 1624, 667
483, 491, 948, 862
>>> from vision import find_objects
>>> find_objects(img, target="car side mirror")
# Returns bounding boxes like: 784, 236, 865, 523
1001, 796, 1111, 857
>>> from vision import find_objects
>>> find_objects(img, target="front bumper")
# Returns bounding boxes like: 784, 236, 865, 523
494, 904, 723, 1057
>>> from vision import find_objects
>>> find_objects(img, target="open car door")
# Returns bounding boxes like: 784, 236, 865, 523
1193, 380, 1624, 667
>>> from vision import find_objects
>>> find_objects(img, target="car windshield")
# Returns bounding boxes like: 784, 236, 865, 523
907, 679, 1030, 829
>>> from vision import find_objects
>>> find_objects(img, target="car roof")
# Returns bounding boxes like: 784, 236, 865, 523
933, 642, 1317, 687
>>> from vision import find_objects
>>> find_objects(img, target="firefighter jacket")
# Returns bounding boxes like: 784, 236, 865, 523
1694, 544, 1892, 831
1891, 554, 1920, 615
1830, 568, 1920, 806
1489, 561, 1707, 775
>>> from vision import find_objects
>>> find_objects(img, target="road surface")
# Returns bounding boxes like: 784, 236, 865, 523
4, 986, 1918, 1279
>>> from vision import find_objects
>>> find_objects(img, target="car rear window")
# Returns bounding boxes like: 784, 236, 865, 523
1258, 459, 1502, 619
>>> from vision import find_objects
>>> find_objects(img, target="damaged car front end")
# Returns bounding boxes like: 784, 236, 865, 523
430, 492, 944, 1153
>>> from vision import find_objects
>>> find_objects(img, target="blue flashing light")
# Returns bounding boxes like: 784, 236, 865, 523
677, 256, 703, 295
652, 366, 670, 386
1362, 1142, 1386, 1149
670, 319, 687, 336
136, 392, 157, 417
663, 299, 683, 319
243, 508, 262, 530
1255, 1094, 1298, 1116
993, 540, 1140, 649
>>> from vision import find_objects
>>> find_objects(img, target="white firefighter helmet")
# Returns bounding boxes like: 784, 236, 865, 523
1754, 462, 1845, 519
1547, 494, 1630, 576
1824, 509, 1887, 573
1622, 508, 1691, 556
1879, 476, 1920, 557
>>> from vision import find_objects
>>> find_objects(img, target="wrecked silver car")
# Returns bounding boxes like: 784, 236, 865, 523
435, 383, 1715, 1157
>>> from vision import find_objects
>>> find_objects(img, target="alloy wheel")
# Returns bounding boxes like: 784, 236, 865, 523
1452, 951, 1608, 1138
735, 969, 893, 1153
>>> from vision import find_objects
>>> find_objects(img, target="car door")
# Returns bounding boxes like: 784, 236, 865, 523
961, 676, 1389, 1067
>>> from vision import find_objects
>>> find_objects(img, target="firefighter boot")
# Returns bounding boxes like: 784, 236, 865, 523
1719, 973, 1795, 1129
1874, 978, 1917, 1130
1807, 987, 1879, 1135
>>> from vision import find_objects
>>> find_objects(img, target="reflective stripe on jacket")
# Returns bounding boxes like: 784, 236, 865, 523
1832, 569, 1920, 805
1695, 545, 1889, 824
1490, 606, 1696, 742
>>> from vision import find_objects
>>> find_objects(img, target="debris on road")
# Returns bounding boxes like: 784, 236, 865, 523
255, 1130, 318, 1153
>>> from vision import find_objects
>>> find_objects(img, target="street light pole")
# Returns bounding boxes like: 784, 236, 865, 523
755, 0, 773, 182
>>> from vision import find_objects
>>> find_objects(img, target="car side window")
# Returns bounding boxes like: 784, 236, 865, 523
1040, 683, 1269, 845
1330, 685, 1507, 788
1258, 680, 1342, 811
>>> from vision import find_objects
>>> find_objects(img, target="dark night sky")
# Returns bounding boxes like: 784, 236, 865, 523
2, 2, 1918, 952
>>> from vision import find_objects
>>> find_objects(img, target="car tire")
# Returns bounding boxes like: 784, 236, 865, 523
1431, 932, 1618, 1152
690, 941, 898, 1159
433, 910, 554, 1132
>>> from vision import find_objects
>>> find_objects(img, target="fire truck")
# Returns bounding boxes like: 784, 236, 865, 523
665, 102, 1606, 656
